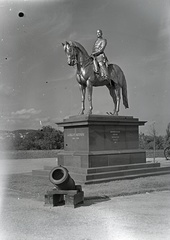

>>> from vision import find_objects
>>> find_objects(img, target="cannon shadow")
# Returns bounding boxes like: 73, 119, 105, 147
80, 195, 111, 207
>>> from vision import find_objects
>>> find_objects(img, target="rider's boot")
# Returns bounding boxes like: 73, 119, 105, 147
93, 58, 100, 74
108, 78, 112, 86
101, 73, 112, 86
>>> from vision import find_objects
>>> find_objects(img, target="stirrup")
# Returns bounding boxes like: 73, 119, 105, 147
101, 75, 109, 80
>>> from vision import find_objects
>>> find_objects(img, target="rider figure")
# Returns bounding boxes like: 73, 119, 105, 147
91, 29, 109, 81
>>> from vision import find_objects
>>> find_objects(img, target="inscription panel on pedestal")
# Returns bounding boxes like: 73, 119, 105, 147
110, 130, 120, 143
89, 125, 138, 151
104, 126, 126, 150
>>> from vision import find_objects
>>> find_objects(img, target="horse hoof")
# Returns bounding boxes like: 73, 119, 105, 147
79, 111, 84, 115
106, 112, 114, 115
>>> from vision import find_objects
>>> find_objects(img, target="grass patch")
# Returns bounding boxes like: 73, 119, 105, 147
4, 173, 170, 201
0, 150, 61, 159
0, 149, 164, 159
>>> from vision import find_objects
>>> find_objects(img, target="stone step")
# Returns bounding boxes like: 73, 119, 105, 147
88, 163, 160, 174
32, 165, 170, 184
69, 166, 170, 183
85, 170, 170, 184
62, 162, 160, 175
86, 166, 170, 180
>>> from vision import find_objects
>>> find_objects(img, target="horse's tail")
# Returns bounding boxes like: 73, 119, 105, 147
110, 64, 129, 109
121, 73, 129, 109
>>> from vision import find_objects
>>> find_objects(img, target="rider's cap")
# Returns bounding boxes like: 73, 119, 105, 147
97, 29, 102, 33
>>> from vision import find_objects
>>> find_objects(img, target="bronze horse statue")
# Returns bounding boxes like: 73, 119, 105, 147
62, 41, 129, 115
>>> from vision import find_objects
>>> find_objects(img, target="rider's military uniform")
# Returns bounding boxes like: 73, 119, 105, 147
92, 36, 109, 79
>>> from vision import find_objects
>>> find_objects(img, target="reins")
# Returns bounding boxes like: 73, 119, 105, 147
75, 46, 93, 68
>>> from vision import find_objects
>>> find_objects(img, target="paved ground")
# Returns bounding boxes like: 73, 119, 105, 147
0, 157, 170, 240
0, 158, 57, 175
0, 189, 170, 240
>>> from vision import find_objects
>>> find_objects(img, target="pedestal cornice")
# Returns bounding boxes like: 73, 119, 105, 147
57, 115, 146, 127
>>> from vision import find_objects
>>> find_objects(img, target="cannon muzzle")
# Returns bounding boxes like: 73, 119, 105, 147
49, 166, 76, 190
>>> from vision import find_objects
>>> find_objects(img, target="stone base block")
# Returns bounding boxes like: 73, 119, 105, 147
44, 185, 84, 208
58, 150, 146, 168
55, 115, 148, 184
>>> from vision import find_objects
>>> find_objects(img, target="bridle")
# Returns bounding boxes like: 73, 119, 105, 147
66, 44, 93, 68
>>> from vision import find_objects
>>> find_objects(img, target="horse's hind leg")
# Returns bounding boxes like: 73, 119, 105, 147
115, 85, 121, 115
106, 84, 117, 115
79, 84, 86, 115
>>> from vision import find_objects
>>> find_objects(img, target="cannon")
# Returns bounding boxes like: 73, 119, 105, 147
45, 166, 84, 207
49, 166, 76, 190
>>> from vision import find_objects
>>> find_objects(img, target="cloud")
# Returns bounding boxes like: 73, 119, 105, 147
0, 84, 15, 96
11, 108, 41, 116
35, 117, 50, 124
0, 108, 42, 130
34, 116, 64, 129
9, 108, 41, 121
159, 3, 170, 42
44, 14, 72, 36
35, 116, 64, 126
141, 50, 169, 65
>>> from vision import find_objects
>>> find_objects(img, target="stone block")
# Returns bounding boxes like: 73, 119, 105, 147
44, 186, 84, 208
65, 191, 84, 208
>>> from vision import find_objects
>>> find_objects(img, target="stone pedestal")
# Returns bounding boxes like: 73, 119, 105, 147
57, 115, 147, 184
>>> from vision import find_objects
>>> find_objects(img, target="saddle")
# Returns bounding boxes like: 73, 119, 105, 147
93, 62, 119, 86
93, 59, 109, 77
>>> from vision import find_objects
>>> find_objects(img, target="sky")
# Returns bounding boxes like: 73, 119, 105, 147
0, 0, 170, 135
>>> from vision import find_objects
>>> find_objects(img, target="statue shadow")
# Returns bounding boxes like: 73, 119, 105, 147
79, 195, 111, 207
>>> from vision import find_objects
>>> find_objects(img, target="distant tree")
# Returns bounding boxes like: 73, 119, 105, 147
165, 122, 170, 146
139, 133, 145, 149
35, 126, 64, 150
139, 133, 165, 150
139, 133, 154, 149
18, 131, 37, 150
7, 132, 23, 150
155, 135, 165, 149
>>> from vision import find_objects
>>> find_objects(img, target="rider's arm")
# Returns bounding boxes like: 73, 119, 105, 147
92, 39, 107, 57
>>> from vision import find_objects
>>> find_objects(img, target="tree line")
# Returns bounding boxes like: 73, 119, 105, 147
1, 123, 170, 151
3, 126, 64, 150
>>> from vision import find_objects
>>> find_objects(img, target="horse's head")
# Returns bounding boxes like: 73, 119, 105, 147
62, 41, 77, 66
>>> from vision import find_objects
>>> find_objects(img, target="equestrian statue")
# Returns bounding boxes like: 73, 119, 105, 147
62, 29, 129, 116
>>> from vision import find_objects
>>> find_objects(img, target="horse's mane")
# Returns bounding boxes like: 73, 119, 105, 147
69, 41, 90, 59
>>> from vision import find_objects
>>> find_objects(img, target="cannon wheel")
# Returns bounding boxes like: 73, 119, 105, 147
164, 146, 170, 160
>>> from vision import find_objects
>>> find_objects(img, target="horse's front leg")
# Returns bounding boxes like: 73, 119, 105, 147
79, 84, 86, 115
87, 79, 93, 115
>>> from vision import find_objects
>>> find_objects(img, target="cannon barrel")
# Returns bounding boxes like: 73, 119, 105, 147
49, 166, 76, 190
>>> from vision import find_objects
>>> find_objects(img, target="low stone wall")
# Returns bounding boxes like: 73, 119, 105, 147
0, 149, 164, 159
